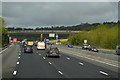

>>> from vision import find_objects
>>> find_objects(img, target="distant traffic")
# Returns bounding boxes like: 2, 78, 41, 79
10, 37, 120, 55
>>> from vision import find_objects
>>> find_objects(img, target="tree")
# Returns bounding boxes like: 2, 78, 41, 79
0, 17, 9, 47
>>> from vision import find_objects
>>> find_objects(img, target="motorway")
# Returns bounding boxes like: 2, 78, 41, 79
1, 43, 120, 79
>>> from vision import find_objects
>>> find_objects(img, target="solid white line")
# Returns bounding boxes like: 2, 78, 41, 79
17, 62, 20, 65
79, 62, 84, 65
67, 57, 70, 60
0, 44, 13, 54
58, 71, 63, 75
73, 54, 119, 67
13, 71, 17, 76
43, 57, 46, 59
0, 48, 8, 53
48, 62, 52, 65
99, 71, 108, 76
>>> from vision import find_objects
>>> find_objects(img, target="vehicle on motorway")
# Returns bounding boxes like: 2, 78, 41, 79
67, 44, 73, 48
24, 46, 33, 53
28, 41, 34, 46
44, 38, 51, 45
46, 47, 60, 57
82, 44, 90, 50
116, 45, 120, 55
88, 46, 99, 52
37, 42, 46, 50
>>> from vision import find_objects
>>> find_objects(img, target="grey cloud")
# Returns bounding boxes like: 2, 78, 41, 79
2, 2, 118, 28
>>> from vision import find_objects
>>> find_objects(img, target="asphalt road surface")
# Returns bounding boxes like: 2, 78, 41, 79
2, 43, 120, 80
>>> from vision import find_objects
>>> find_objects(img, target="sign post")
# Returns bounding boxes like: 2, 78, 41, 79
41, 34, 43, 41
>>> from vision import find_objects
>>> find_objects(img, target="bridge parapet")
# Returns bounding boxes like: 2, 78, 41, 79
8, 30, 80, 34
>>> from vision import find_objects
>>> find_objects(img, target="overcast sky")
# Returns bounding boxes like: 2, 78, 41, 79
2, 2, 118, 28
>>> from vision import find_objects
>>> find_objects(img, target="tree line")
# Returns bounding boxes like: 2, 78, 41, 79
0, 17, 9, 47
68, 22, 120, 49
7, 22, 117, 31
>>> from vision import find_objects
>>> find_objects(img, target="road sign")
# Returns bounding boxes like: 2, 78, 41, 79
84, 40, 87, 43
49, 34, 55, 37
12, 38, 17, 43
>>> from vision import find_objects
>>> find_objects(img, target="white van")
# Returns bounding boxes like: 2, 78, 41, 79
37, 42, 46, 50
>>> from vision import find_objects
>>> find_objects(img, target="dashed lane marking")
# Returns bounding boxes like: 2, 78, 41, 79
99, 71, 108, 76
43, 57, 46, 59
48, 62, 52, 65
18, 57, 20, 59
58, 71, 63, 75
67, 57, 70, 60
79, 62, 84, 65
17, 62, 20, 65
13, 71, 17, 76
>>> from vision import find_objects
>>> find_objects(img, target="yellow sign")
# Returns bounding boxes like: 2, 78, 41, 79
28, 41, 34, 45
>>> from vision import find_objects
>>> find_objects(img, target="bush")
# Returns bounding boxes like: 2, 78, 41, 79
68, 23, 119, 49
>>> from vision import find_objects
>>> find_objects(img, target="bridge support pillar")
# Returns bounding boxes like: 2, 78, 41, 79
56, 34, 58, 44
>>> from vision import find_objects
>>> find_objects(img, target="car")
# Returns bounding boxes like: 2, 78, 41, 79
116, 45, 120, 55
82, 44, 90, 50
88, 46, 99, 52
46, 47, 60, 57
37, 42, 46, 50
24, 46, 33, 53
67, 44, 73, 48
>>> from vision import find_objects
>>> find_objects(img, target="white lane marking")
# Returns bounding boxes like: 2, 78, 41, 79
0, 48, 8, 54
58, 71, 63, 75
72, 54, 119, 67
43, 57, 46, 59
39, 54, 41, 55
13, 71, 17, 76
17, 62, 20, 65
99, 71, 108, 76
67, 57, 70, 60
18, 57, 20, 59
0, 44, 13, 54
48, 62, 52, 65
79, 62, 84, 65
